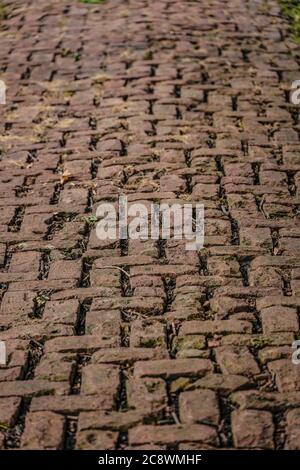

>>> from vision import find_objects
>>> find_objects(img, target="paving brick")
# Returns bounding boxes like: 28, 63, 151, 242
134, 359, 213, 379
179, 389, 220, 425
44, 336, 117, 354
0, 397, 21, 427
0, 0, 299, 451
231, 390, 300, 410
0, 380, 69, 397
130, 319, 166, 348
231, 410, 274, 449
21, 412, 65, 450
186, 373, 250, 396
35, 353, 76, 382
48, 260, 81, 281
76, 430, 118, 450
268, 360, 300, 392
43, 300, 79, 325
215, 346, 260, 376
261, 306, 299, 334
285, 409, 300, 450
180, 320, 252, 335
81, 364, 119, 400
31, 396, 114, 414
129, 424, 218, 446
127, 377, 167, 415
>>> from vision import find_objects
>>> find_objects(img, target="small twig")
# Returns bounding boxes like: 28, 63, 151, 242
0, 424, 10, 431
102, 266, 131, 277
259, 194, 269, 219
171, 412, 181, 426
221, 204, 229, 216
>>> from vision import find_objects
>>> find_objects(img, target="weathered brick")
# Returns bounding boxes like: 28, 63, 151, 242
127, 377, 167, 415
45, 336, 117, 354
21, 412, 65, 449
180, 319, 252, 335
285, 409, 300, 450
129, 424, 218, 446
92, 348, 168, 365
0, 0, 299, 451
231, 410, 274, 449
0, 397, 21, 427
179, 389, 219, 425
215, 346, 260, 376
31, 395, 114, 413
76, 430, 118, 450
261, 306, 299, 334
0, 380, 68, 397
43, 299, 79, 325
81, 364, 119, 400
134, 359, 213, 379
268, 360, 300, 392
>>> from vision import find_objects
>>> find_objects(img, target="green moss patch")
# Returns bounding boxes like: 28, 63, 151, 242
80, 0, 106, 4
0, 3, 8, 21
280, 1, 300, 43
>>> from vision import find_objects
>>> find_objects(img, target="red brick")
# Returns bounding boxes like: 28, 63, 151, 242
231, 410, 274, 449
134, 359, 213, 379
216, 346, 260, 376
21, 412, 65, 449
179, 389, 219, 425
129, 424, 218, 446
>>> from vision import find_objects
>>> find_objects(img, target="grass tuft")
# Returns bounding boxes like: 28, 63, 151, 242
280, 1, 300, 43
0, 2, 7, 21
80, 0, 106, 4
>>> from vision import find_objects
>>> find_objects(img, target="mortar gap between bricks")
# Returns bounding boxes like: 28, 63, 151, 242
63, 416, 78, 450
71, 353, 91, 395
8, 206, 25, 232
75, 298, 92, 335
31, 291, 51, 319
4, 397, 31, 449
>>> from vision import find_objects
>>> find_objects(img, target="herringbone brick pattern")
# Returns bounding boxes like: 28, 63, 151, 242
0, 0, 300, 450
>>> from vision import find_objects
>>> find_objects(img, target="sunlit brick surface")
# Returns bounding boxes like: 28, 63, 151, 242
0, 0, 300, 450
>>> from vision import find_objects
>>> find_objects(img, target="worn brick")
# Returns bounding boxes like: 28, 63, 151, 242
134, 359, 213, 379
179, 389, 219, 425
129, 424, 218, 446
21, 412, 65, 449
285, 409, 300, 450
261, 306, 299, 334
216, 346, 260, 376
0, 0, 299, 451
231, 410, 274, 449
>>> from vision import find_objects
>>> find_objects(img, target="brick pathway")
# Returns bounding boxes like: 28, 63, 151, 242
0, 0, 300, 450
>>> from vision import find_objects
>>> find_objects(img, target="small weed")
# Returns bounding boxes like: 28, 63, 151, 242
82, 214, 98, 226
35, 294, 47, 308
250, 337, 268, 350
80, 0, 106, 4
280, 1, 300, 43
140, 338, 160, 348
60, 48, 73, 58
0, 3, 7, 21
0, 423, 10, 431
143, 51, 153, 60
73, 52, 81, 62
15, 243, 27, 251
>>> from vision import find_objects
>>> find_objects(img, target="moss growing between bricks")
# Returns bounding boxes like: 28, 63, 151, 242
80, 0, 106, 4
0, 2, 7, 21
280, 1, 300, 43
